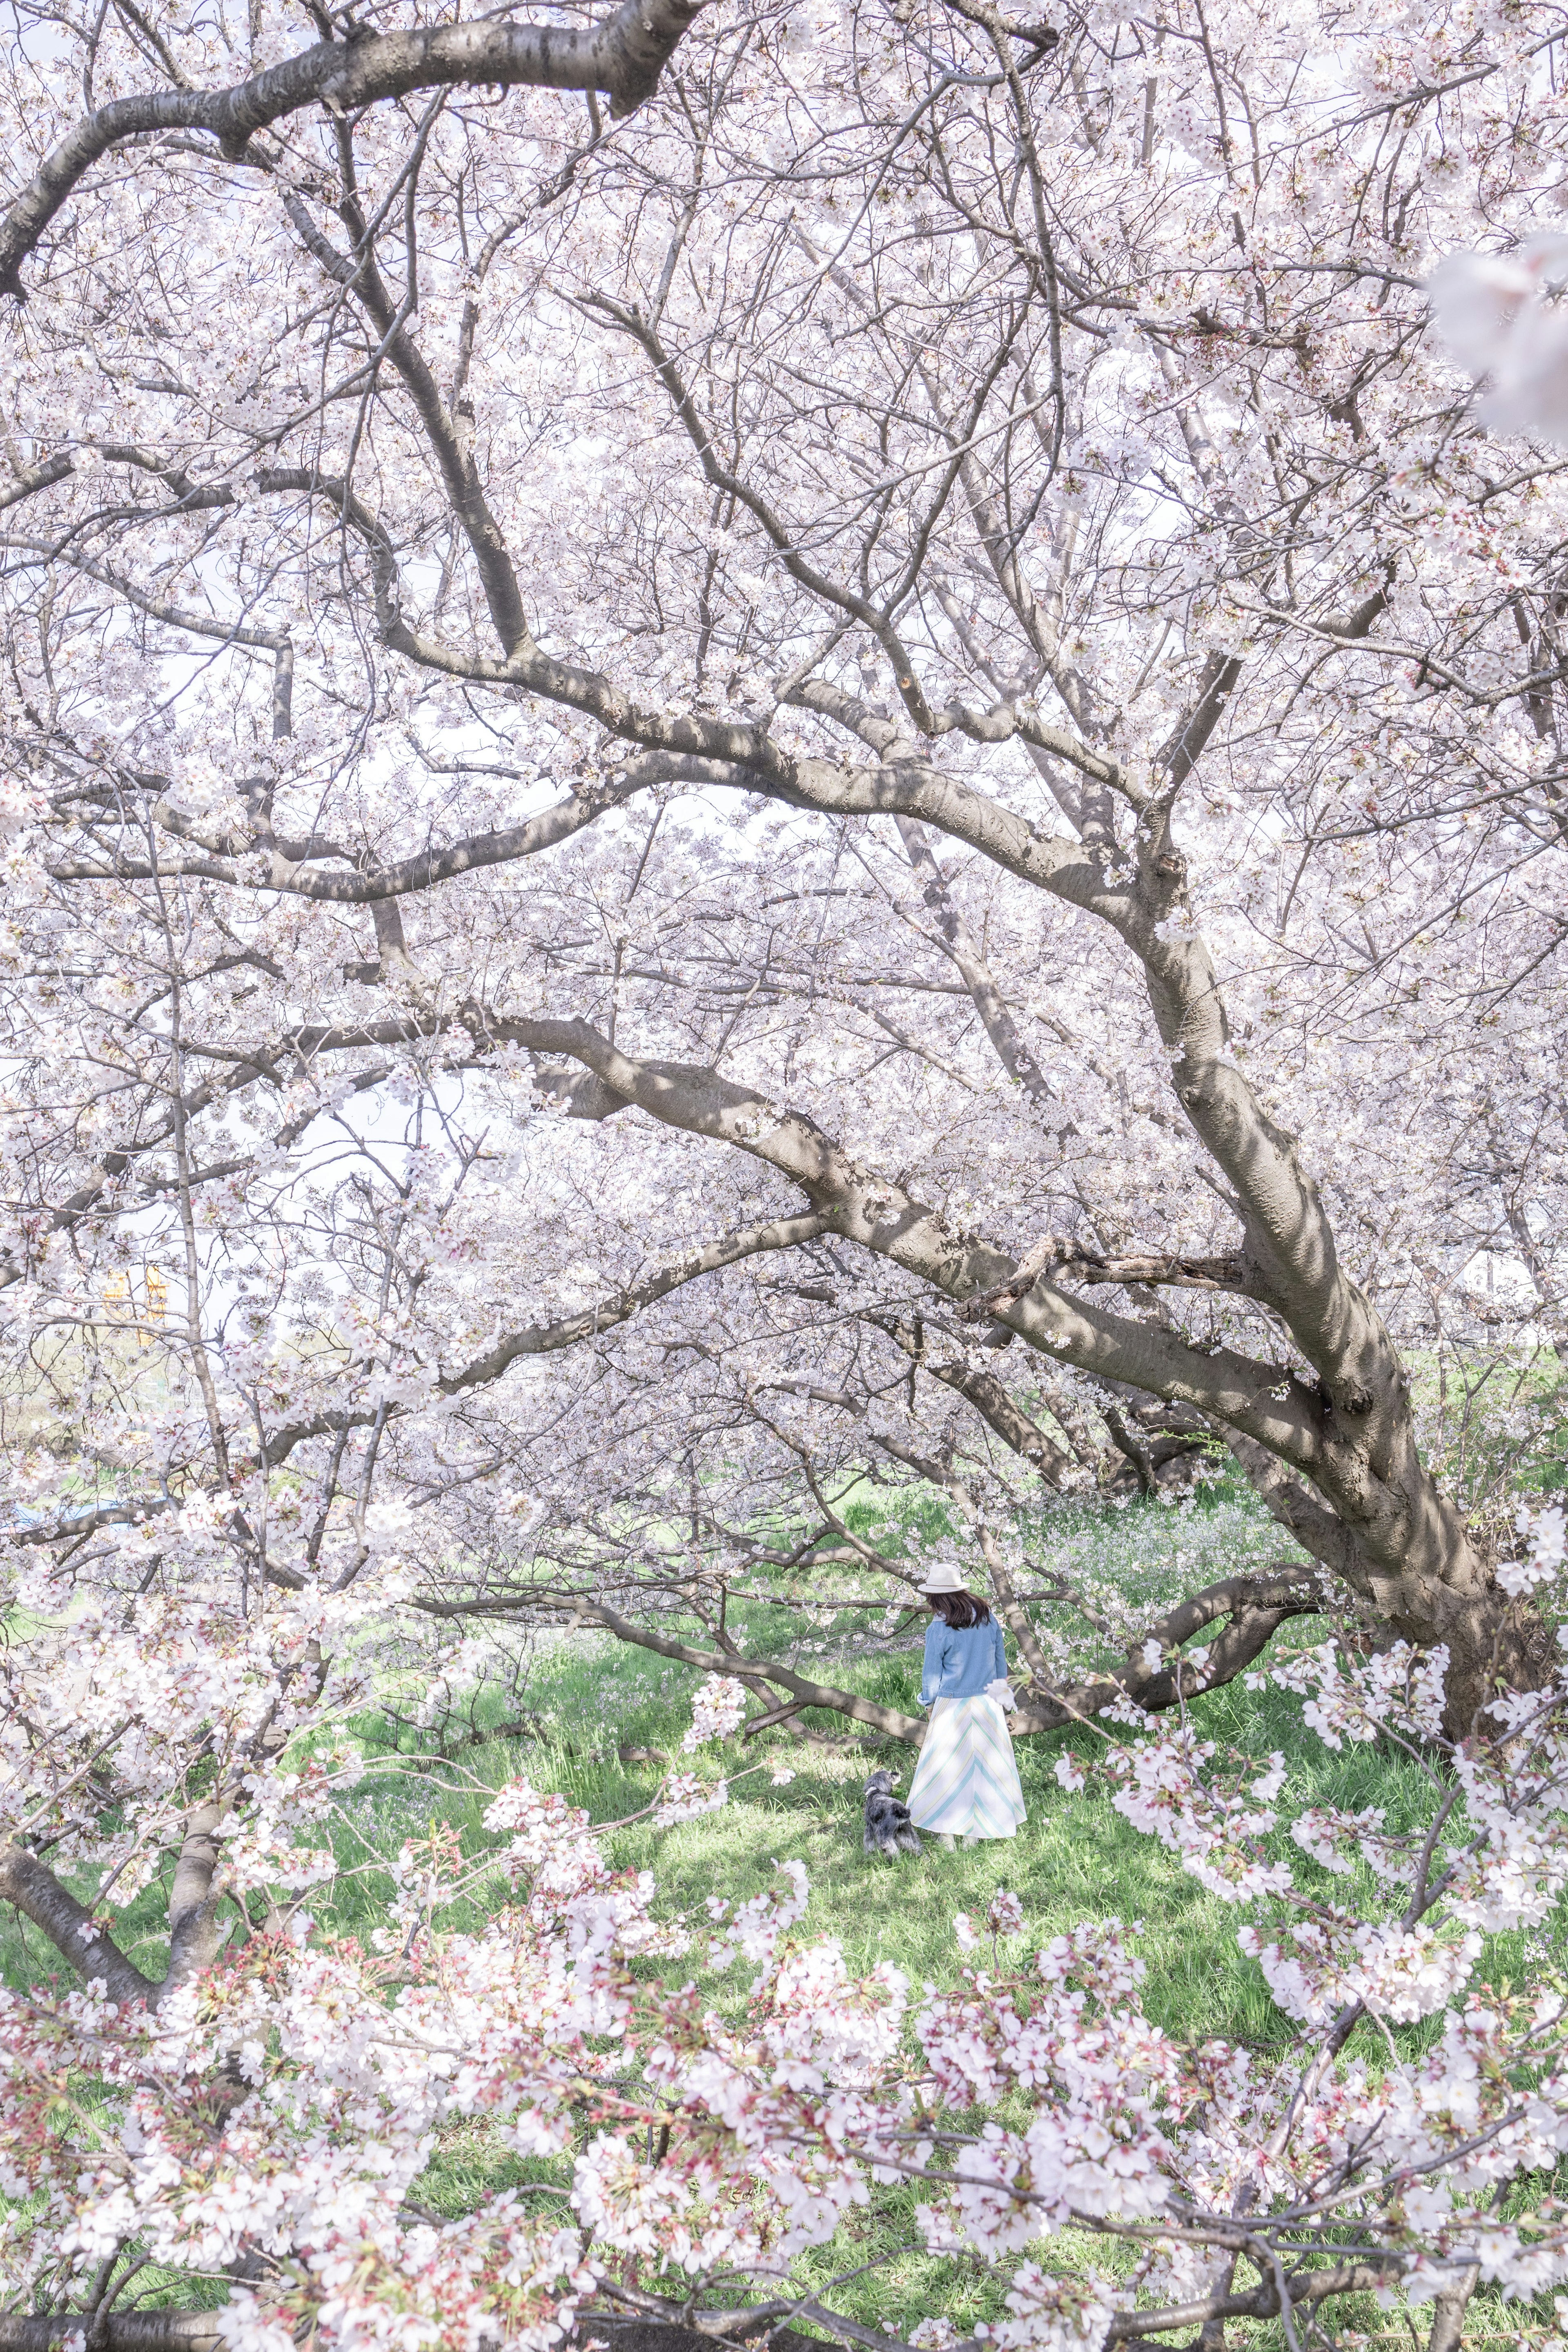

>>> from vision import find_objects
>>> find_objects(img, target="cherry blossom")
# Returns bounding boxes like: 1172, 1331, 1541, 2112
1, 0, 1568, 2345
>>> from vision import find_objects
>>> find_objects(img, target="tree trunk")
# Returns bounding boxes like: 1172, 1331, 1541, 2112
468, 1007, 1547, 1740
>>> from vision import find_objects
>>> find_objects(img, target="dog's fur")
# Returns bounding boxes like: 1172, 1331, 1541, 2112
863, 1768, 922, 1859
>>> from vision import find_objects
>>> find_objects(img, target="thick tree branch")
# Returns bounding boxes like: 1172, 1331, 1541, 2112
162, 1801, 226, 1999
0, 2320, 223, 2351
1012, 1567, 1323, 1735
960, 1236, 1256, 1314
0, 1842, 155, 2006
456, 1006, 1550, 1733
1223, 1429, 1358, 1580
0, 0, 708, 295
469, 1009, 1332, 1473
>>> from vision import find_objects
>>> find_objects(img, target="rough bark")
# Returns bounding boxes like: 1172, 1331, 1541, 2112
0, 1788, 266, 2016
1423, 2268, 1479, 2352
0, 2319, 224, 2352
0, 1842, 155, 2008
163, 1802, 228, 1998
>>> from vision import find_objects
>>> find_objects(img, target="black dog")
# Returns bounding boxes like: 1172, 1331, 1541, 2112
863, 1768, 922, 1859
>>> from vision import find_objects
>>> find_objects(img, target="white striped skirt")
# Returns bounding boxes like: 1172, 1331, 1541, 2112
907, 1694, 1027, 1840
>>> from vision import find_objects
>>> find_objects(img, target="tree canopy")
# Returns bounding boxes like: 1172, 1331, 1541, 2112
2, 0, 1568, 2342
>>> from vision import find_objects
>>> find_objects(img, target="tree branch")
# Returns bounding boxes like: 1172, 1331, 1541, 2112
260, 1210, 833, 1465
867, 1311, 1076, 1486
469, 1010, 1332, 1475
0, 2320, 223, 2352
429, 1594, 927, 1744
0, 1842, 155, 2007
0, 0, 708, 295
1011, 1566, 1323, 1734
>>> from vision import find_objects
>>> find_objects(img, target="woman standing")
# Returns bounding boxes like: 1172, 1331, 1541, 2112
906, 1564, 1027, 1849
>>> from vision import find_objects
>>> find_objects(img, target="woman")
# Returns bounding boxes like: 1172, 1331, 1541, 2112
906, 1564, 1027, 1849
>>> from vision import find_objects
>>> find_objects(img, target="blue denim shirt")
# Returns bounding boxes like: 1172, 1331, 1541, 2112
920, 1615, 1009, 1706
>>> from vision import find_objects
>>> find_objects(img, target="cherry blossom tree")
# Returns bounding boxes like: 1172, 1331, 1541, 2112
2, 0, 1568, 2338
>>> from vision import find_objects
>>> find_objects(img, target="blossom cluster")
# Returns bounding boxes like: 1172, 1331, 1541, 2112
681, 1673, 750, 1751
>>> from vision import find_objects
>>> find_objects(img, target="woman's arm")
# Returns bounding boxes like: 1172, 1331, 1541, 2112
919, 1622, 947, 1707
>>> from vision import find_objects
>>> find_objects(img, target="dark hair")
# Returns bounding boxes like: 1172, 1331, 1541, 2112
925, 1588, 992, 1629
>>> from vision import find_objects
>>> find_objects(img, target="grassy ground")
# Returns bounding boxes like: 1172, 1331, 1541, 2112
320, 1619, 1557, 2348
319, 1486, 1559, 2348
337, 1645, 1442, 2054
6, 1489, 1562, 2346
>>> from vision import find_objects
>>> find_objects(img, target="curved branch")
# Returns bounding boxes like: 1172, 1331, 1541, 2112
441, 1571, 1318, 1749
260, 1209, 833, 1465
867, 1311, 1075, 1487
0, 453, 74, 512
1011, 1566, 1323, 1735
431, 1594, 927, 1744
48, 757, 741, 901
0, 0, 708, 296
274, 202, 531, 656
960, 1236, 1257, 1314
470, 1009, 1332, 1473
443, 1210, 833, 1392
1223, 1429, 1357, 1580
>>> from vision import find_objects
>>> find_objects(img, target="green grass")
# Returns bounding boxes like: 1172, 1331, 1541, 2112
313, 1618, 1565, 2347
330, 1628, 1556, 2047
324, 1627, 1561, 2342
8, 1488, 1568, 2345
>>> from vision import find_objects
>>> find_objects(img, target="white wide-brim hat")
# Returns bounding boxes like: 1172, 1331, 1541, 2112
918, 1562, 967, 1592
